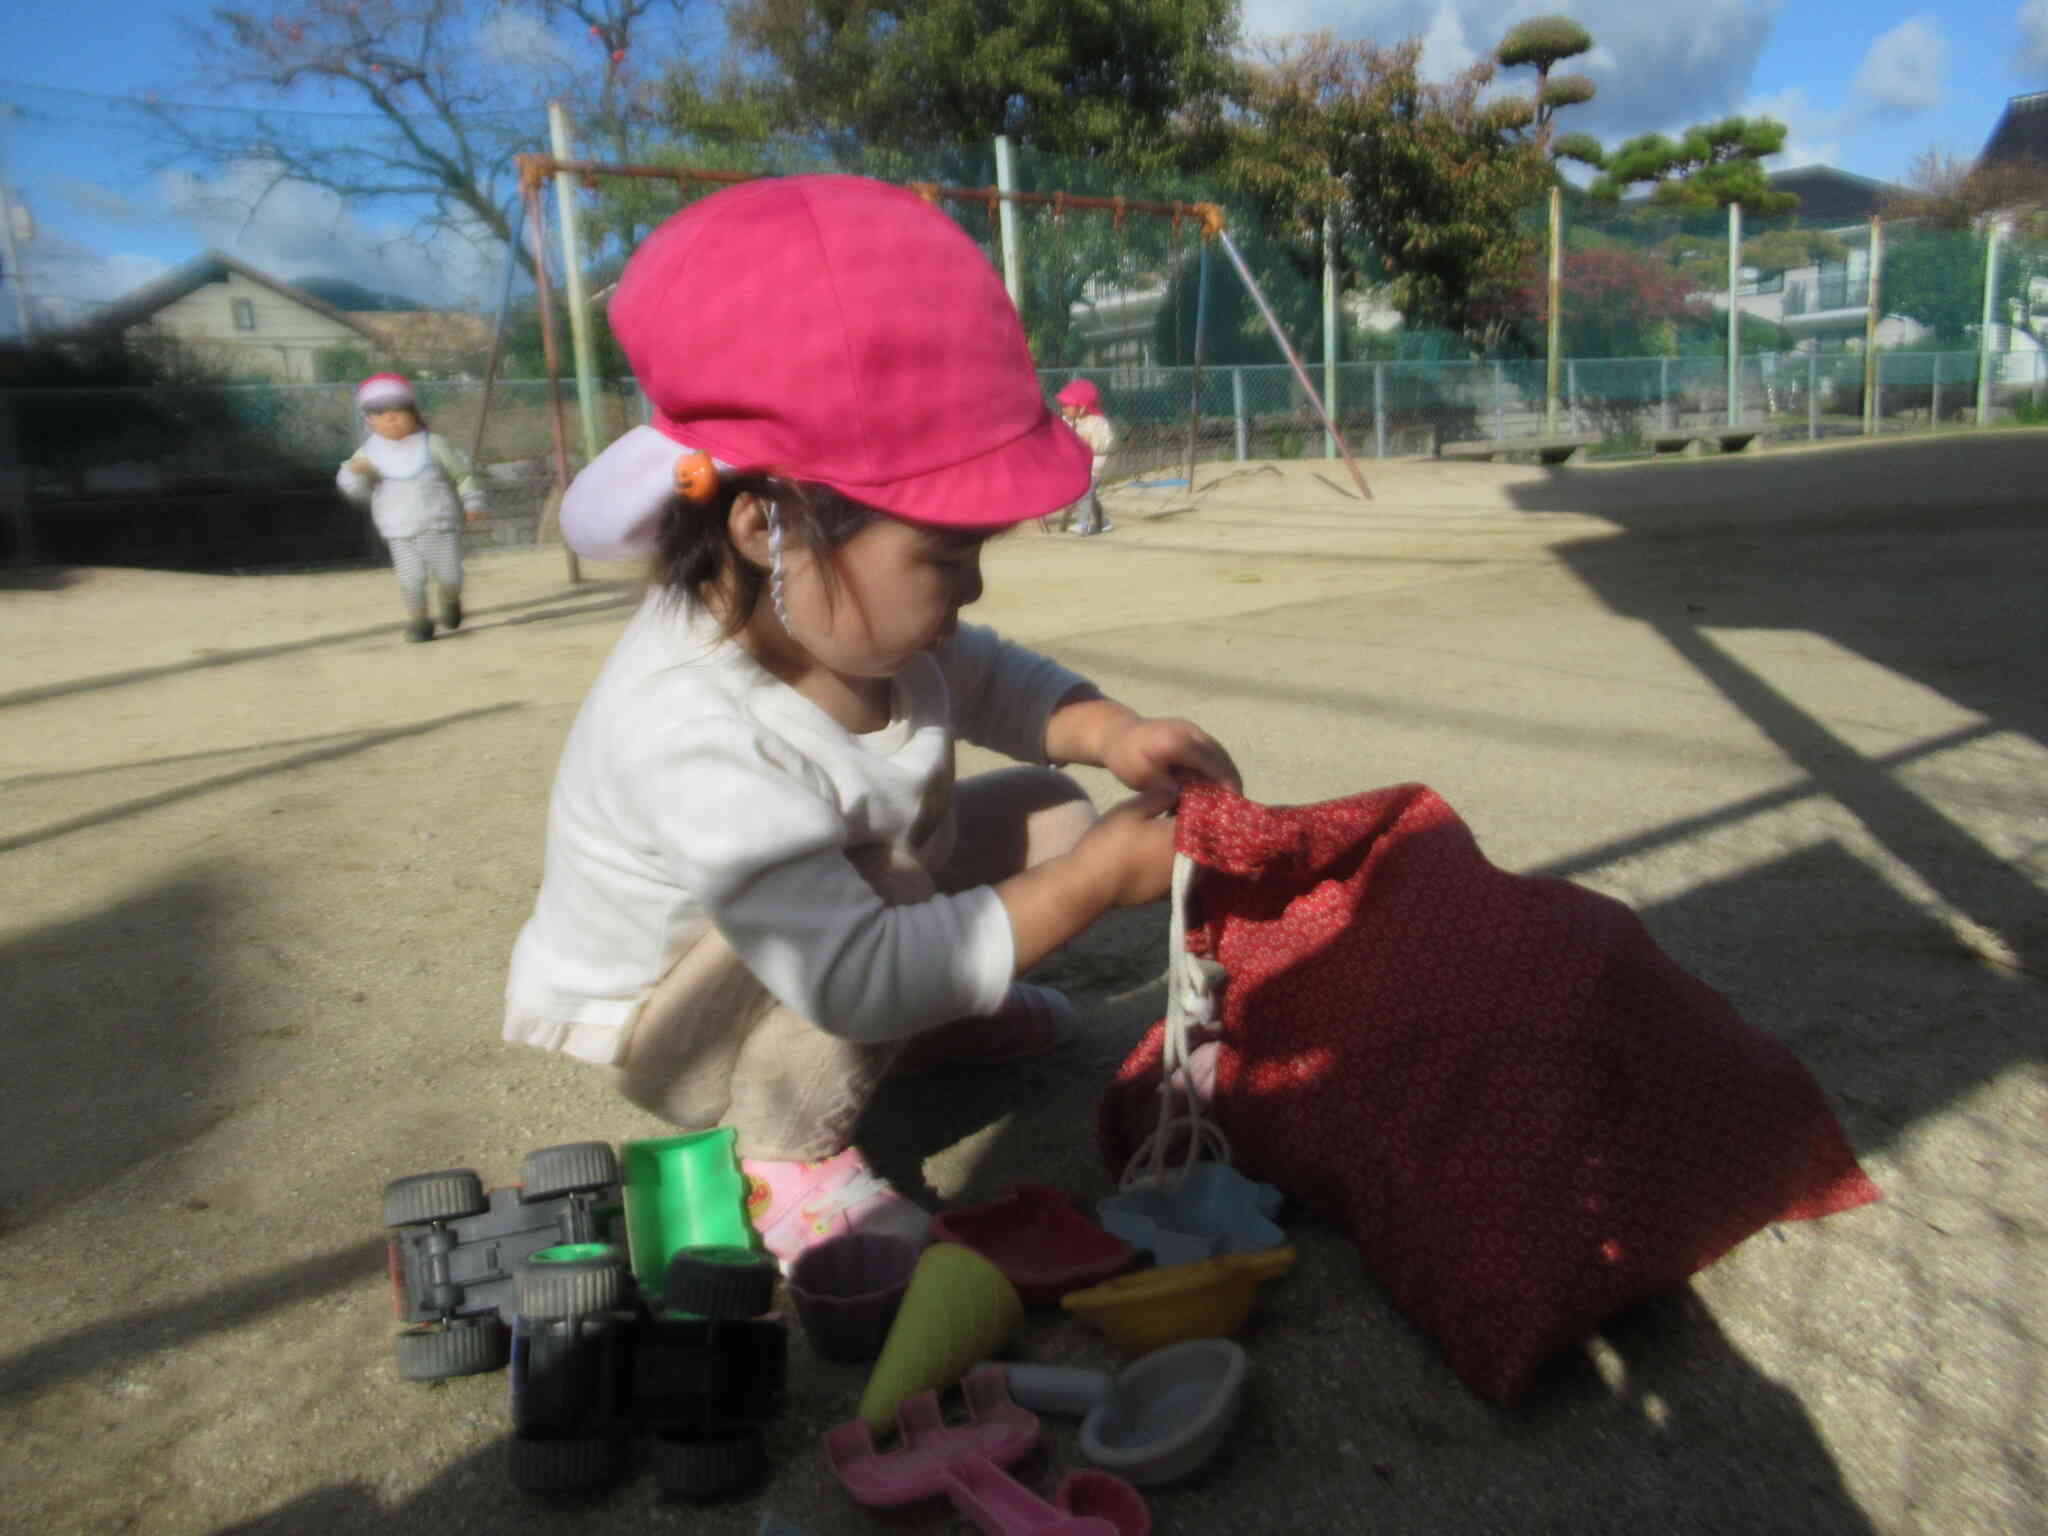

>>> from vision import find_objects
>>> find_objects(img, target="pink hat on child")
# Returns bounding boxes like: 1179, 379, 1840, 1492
1055, 378, 1102, 413
561, 175, 1091, 561
356, 372, 415, 411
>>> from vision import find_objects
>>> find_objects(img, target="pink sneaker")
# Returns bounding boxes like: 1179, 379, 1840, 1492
741, 1147, 933, 1269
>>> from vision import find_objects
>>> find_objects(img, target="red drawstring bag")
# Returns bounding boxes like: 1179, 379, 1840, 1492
1099, 782, 1880, 1403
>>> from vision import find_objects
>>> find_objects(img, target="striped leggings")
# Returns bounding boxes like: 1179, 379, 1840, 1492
386, 530, 464, 616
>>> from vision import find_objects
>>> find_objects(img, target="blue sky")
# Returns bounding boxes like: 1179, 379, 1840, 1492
4, 0, 2045, 329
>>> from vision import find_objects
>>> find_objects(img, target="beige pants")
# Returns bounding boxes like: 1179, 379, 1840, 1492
613, 765, 1095, 1160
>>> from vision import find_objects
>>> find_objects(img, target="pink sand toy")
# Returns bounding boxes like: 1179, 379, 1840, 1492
825, 1364, 1040, 1507
942, 1455, 1151, 1536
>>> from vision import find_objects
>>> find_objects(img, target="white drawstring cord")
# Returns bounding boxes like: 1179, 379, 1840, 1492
1118, 850, 1232, 1191
765, 504, 795, 636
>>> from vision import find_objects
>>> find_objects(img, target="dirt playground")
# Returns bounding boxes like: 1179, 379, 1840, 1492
2, 436, 2043, 1535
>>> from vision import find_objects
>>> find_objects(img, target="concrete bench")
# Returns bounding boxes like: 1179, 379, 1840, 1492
1438, 432, 1601, 466
1648, 429, 1762, 457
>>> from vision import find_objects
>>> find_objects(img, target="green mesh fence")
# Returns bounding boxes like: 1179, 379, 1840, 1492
6, 80, 2048, 569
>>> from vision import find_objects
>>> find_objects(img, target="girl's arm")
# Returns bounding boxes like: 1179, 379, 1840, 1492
994, 787, 1179, 970
336, 455, 375, 502
1044, 686, 1242, 795
428, 434, 488, 521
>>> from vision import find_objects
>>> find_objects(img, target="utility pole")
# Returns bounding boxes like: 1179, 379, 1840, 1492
0, 105, 36, 340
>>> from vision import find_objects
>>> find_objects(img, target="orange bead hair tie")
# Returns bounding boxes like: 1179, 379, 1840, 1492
672, 450, 720, 504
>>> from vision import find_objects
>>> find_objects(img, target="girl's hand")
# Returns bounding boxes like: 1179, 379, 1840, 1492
1070, 789, 1181, 907
346, 455, 377, 480
1102, 715, 1242, 797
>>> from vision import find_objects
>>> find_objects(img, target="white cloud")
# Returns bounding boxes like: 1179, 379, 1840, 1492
154, 160, 501, 309
1235, 0, 1783, 139
16, 234, 169, 327
478, 7, 579, 83
1742, 87, 1842, 169
2021, 0, 2048, 73
1852, 16, 1945, 113
1416, 2, 1479, 80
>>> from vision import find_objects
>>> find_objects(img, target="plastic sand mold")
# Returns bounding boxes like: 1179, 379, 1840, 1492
1096, 1162, 1285, 1267
1061, 1247, 1296, 1357
932, 1184, 1136, 1304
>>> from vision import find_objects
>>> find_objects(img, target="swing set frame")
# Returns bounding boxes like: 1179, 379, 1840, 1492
487, 153, 1371, 579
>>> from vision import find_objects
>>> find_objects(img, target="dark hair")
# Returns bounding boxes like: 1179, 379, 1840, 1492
654, 472, 883, 638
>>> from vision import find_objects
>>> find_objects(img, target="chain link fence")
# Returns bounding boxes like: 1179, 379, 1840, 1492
5, 81, 2048, 568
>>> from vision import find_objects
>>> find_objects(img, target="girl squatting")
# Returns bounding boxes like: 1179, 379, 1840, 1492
502, 175, 1240, 1268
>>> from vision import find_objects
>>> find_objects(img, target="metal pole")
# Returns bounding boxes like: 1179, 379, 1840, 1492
1727, 201, 1742, 428
1930, 351, 1942, 430
1862, 217, 1883, 436
1808, 350, 1819, 441
525, 176, 582, 584
1373, 362, 1387, 458
1977, 222, 2004, 427
1232, 368, 1247, 461
1493, 360, 1506, 441
1545, 186, 1562, 435
0, 392, 32, 567
1216, 228, 1372, 500
1660, 355, 1672, 431
1323, 208, 1339, 459
0, 107, 35, 341
466, 202, 525, 485
548, 102, 603, 468
1183, 237, 1212, 490
1567, 359, 1580, 433
993, 135, 1024, 312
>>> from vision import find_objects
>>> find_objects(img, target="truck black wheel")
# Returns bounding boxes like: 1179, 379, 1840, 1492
507, 1432, 623, 1493
651, 1426, 767, 1500
393, 1317, 508, 1380
516, 1245, 627, 1318
663, 1246, 778, 1319
519, 1142, 619, 1200
382, 1169, 487, 1228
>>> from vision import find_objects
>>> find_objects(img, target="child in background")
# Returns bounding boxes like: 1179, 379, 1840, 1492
337, 373, 486, 642
1054, 377, 1116, 536
502, 176, 1240, 1268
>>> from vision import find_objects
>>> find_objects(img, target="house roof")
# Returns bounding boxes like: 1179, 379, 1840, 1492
1764, 165, 1901, 226
80, 250, 386, 343
1980, 91, 2048, 169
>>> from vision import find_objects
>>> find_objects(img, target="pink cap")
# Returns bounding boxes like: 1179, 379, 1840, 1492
356, 372, 414, 410
1056, 378, 1102, 413
561, 175, 1090, 559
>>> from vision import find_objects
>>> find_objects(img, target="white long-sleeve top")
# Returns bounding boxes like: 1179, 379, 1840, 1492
336, 430, 484, 538
503, 592, 1090, 1065
1071, 412, 1115, 481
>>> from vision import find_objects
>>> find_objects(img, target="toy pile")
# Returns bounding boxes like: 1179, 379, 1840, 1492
380, 1129, 1292, 1530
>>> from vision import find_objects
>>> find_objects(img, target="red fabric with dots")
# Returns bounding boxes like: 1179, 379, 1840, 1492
1098, 782, 1880, 1403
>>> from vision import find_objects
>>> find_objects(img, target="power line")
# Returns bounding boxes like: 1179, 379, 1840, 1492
0, 77, 552, 124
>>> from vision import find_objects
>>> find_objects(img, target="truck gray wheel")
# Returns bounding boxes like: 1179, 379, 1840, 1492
651, 1426, 767, 1499
663, 1246, 778, 1319
383, 1169, 487, 1227
393, 1317, 508, 1380
520, 1142, 619, 1200
507, 1432, 622, 1492
517, 1246, 627, 1318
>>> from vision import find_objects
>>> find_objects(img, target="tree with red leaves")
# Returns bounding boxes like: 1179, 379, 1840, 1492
1518, 243, 1705, 358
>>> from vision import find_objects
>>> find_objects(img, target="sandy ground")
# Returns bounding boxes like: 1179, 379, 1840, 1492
2, 436, 2044, 1535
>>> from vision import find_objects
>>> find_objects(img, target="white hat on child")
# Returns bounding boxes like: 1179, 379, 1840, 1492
356, 373, 415, 411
